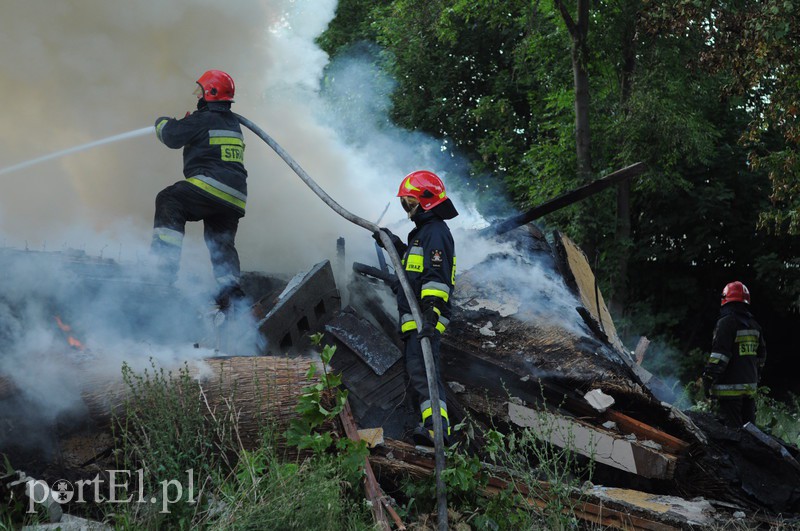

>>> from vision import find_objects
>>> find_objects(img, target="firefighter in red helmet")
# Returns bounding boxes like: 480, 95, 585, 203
374, 170, 458, 445
151, 70, 248, 312
702, 281, 767, 428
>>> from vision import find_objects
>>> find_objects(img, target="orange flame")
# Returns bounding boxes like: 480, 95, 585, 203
55, 316, 72, 332
54, 316, 86, 351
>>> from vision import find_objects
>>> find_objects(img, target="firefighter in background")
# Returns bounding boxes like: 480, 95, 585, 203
374, 170, 458, 445
702, 281, 767, 428
151, 69, 247, 311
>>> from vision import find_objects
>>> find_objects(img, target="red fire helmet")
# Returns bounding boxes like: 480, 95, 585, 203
721, 281, 750, 306
196, 70, 235, 102
397, 170, 448, 211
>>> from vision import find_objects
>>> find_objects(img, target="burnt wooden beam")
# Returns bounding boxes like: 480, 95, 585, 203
486, 162, 646, 236
602, 409, 690, 455
339, 401, 398, 531
353, 262, 396, 286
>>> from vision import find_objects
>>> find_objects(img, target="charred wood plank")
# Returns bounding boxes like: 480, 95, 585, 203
481, 481, 682, 531
353, 262, 397, 286
339, 401, 396, 531
602, 410, 690, 455
634, 337, 650, 366
487, 163, 646, 236
553, 231, 629, 358
326, 310, 402, 376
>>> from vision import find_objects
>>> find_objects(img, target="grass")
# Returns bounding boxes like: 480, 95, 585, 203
51, 355, 378, 531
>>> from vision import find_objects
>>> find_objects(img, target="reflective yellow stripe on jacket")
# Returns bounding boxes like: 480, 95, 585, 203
400, 312, 449, 334
209, 129, 245, 163
735, 329, 760, 356
405, 246, 424, 273
420, 399, 450, 435
710, 382, 758, 397
186, 174, 246, 210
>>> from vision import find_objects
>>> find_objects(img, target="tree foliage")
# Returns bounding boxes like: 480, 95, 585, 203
645, 0, 800, 234
318, 0, 800, 392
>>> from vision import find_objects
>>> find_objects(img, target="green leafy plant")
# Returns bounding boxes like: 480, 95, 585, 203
284, 334, 348, 452
756, 388, 800, 447
283, 333, 369, 482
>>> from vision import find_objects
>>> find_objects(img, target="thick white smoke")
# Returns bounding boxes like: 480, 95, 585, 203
0, 0, 506, 278
0, 1, 591, 446
0, 0, 350, 276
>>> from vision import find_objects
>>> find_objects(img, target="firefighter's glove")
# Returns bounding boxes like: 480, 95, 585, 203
373, 229, 406, 255
417, 305, 439, 339
702, 373, 714, 399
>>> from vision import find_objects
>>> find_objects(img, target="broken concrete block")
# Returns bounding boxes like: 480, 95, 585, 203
478, 321, 496, 336
22, 514, 111, 530
257, 260, 340, 354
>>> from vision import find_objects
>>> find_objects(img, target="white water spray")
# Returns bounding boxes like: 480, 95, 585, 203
0, 126, 155, 176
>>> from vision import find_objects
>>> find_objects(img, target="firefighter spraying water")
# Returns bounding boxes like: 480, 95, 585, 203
150, 69, 249, 314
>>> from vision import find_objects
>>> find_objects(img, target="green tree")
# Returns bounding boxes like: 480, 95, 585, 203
318, 0, 800, 392
645, 0, 800, 234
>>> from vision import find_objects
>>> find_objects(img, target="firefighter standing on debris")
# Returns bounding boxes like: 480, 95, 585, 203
374, 170, 458, 445
151, 69, 247, 311
702, 281, 767, 428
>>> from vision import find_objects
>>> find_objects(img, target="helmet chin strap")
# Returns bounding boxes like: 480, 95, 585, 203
407, 204, 420, 219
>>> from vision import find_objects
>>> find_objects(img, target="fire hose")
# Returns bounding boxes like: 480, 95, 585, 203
235, 113, 450, 530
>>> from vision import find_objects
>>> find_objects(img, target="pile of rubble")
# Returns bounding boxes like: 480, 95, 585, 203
1, 221, 799, 529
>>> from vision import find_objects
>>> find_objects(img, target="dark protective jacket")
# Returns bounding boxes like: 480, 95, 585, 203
396, 210, 456, 335
155, 100, 247, 214
703, 302, 767, 397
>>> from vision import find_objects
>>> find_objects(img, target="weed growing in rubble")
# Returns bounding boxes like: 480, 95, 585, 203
284, 333, 370, 478
397, 406, 595, 530
484, 421, 594, 530
206, 334, 371, 530
0, 455, 49, 528
203, 333, 372, 530
205, 437, 372, 530
110, 359, 236, 529
756, 388, 800, 446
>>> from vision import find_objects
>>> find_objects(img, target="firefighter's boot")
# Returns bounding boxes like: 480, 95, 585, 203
215, 284, 247, 314
412, 417, 450, 447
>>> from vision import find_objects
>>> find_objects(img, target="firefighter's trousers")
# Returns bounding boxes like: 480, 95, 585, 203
716, 396, 757, 428
404, 330, 448, 429
151, 181, 243, 287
